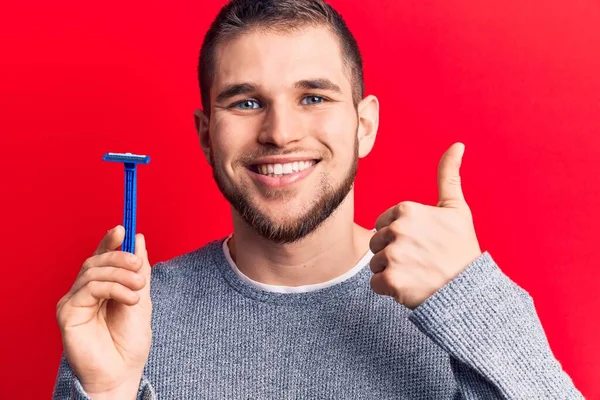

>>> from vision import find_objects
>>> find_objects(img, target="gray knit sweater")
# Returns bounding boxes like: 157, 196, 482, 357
52, 239, 583, 399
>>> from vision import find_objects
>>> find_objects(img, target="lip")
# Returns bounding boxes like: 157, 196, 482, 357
247, 161, 319, 188
249, 156, 320, 166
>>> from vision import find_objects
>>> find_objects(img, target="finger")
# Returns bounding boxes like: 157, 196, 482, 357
80, 250, 144, 276
70, 266, 146, 294
369, 225, 401, 255
94, 225, 125, 255
437, 142, 466, 207
369, 237, 415, 274
369, 229, 387, 255
69, 281, 140, 308
134, 233, 152, 308
369, 251, 388, 274
375, 201, 418, 232
370, 272, 395, 297
375, 207, 395, 232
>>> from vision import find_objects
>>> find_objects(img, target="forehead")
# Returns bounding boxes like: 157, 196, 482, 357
212, 26, 351, 96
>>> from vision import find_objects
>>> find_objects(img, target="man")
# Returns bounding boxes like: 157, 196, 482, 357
53, 0, 583, 399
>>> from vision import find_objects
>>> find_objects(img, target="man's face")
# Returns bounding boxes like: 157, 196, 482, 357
206, 26, 361, 243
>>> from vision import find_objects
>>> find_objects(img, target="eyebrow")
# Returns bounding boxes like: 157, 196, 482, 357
214, 78, 342, 104
215, 83, 257, 104
295, 79, 342, 93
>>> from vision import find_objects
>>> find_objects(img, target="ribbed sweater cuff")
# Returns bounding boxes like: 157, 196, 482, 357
71, 375, 155, 400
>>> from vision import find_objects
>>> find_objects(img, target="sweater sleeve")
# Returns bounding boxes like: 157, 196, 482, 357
408, 251, 584, 399
51, 353, 156, 400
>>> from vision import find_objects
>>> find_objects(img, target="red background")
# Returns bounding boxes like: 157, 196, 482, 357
1, 0, 599, 398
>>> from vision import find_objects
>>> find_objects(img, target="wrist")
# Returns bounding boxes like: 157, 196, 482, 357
83, 374, 143, 400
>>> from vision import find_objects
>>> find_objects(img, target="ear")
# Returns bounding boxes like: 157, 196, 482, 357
356, 95, 379, 158
194, 109, 212, 166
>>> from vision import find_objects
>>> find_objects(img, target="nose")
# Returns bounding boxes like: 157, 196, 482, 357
258, 103, 304, 147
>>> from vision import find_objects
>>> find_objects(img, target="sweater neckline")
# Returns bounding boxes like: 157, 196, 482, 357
222, 234, 373, 293
210, 237, 374, 305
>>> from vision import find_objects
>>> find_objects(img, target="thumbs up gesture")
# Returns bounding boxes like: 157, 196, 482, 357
369, 142, 483, 309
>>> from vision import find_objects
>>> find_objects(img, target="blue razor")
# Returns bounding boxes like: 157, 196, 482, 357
103, 152, 151, 254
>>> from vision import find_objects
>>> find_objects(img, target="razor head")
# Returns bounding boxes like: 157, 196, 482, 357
103, 152, 150, 164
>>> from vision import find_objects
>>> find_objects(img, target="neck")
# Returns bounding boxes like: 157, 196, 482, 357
227, 194, 374, 286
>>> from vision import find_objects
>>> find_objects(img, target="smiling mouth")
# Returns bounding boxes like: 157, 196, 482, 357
248, 160, 321, 177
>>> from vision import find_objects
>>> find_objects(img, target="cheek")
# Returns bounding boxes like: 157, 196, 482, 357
210, 116, 256, 164
312, 108, 357, 163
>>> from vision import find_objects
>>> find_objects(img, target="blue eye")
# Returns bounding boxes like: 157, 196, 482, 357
301, 96, 325, 105
234, 100, 261, 110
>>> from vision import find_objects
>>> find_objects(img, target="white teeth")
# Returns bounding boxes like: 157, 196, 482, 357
255, 160, 316, 177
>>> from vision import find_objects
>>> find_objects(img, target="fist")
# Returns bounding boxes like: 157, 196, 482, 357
369, 142, 482, 309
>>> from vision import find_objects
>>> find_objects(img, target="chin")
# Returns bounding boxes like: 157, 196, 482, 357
242, 204, 323, 244
257, 207, 305, 226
